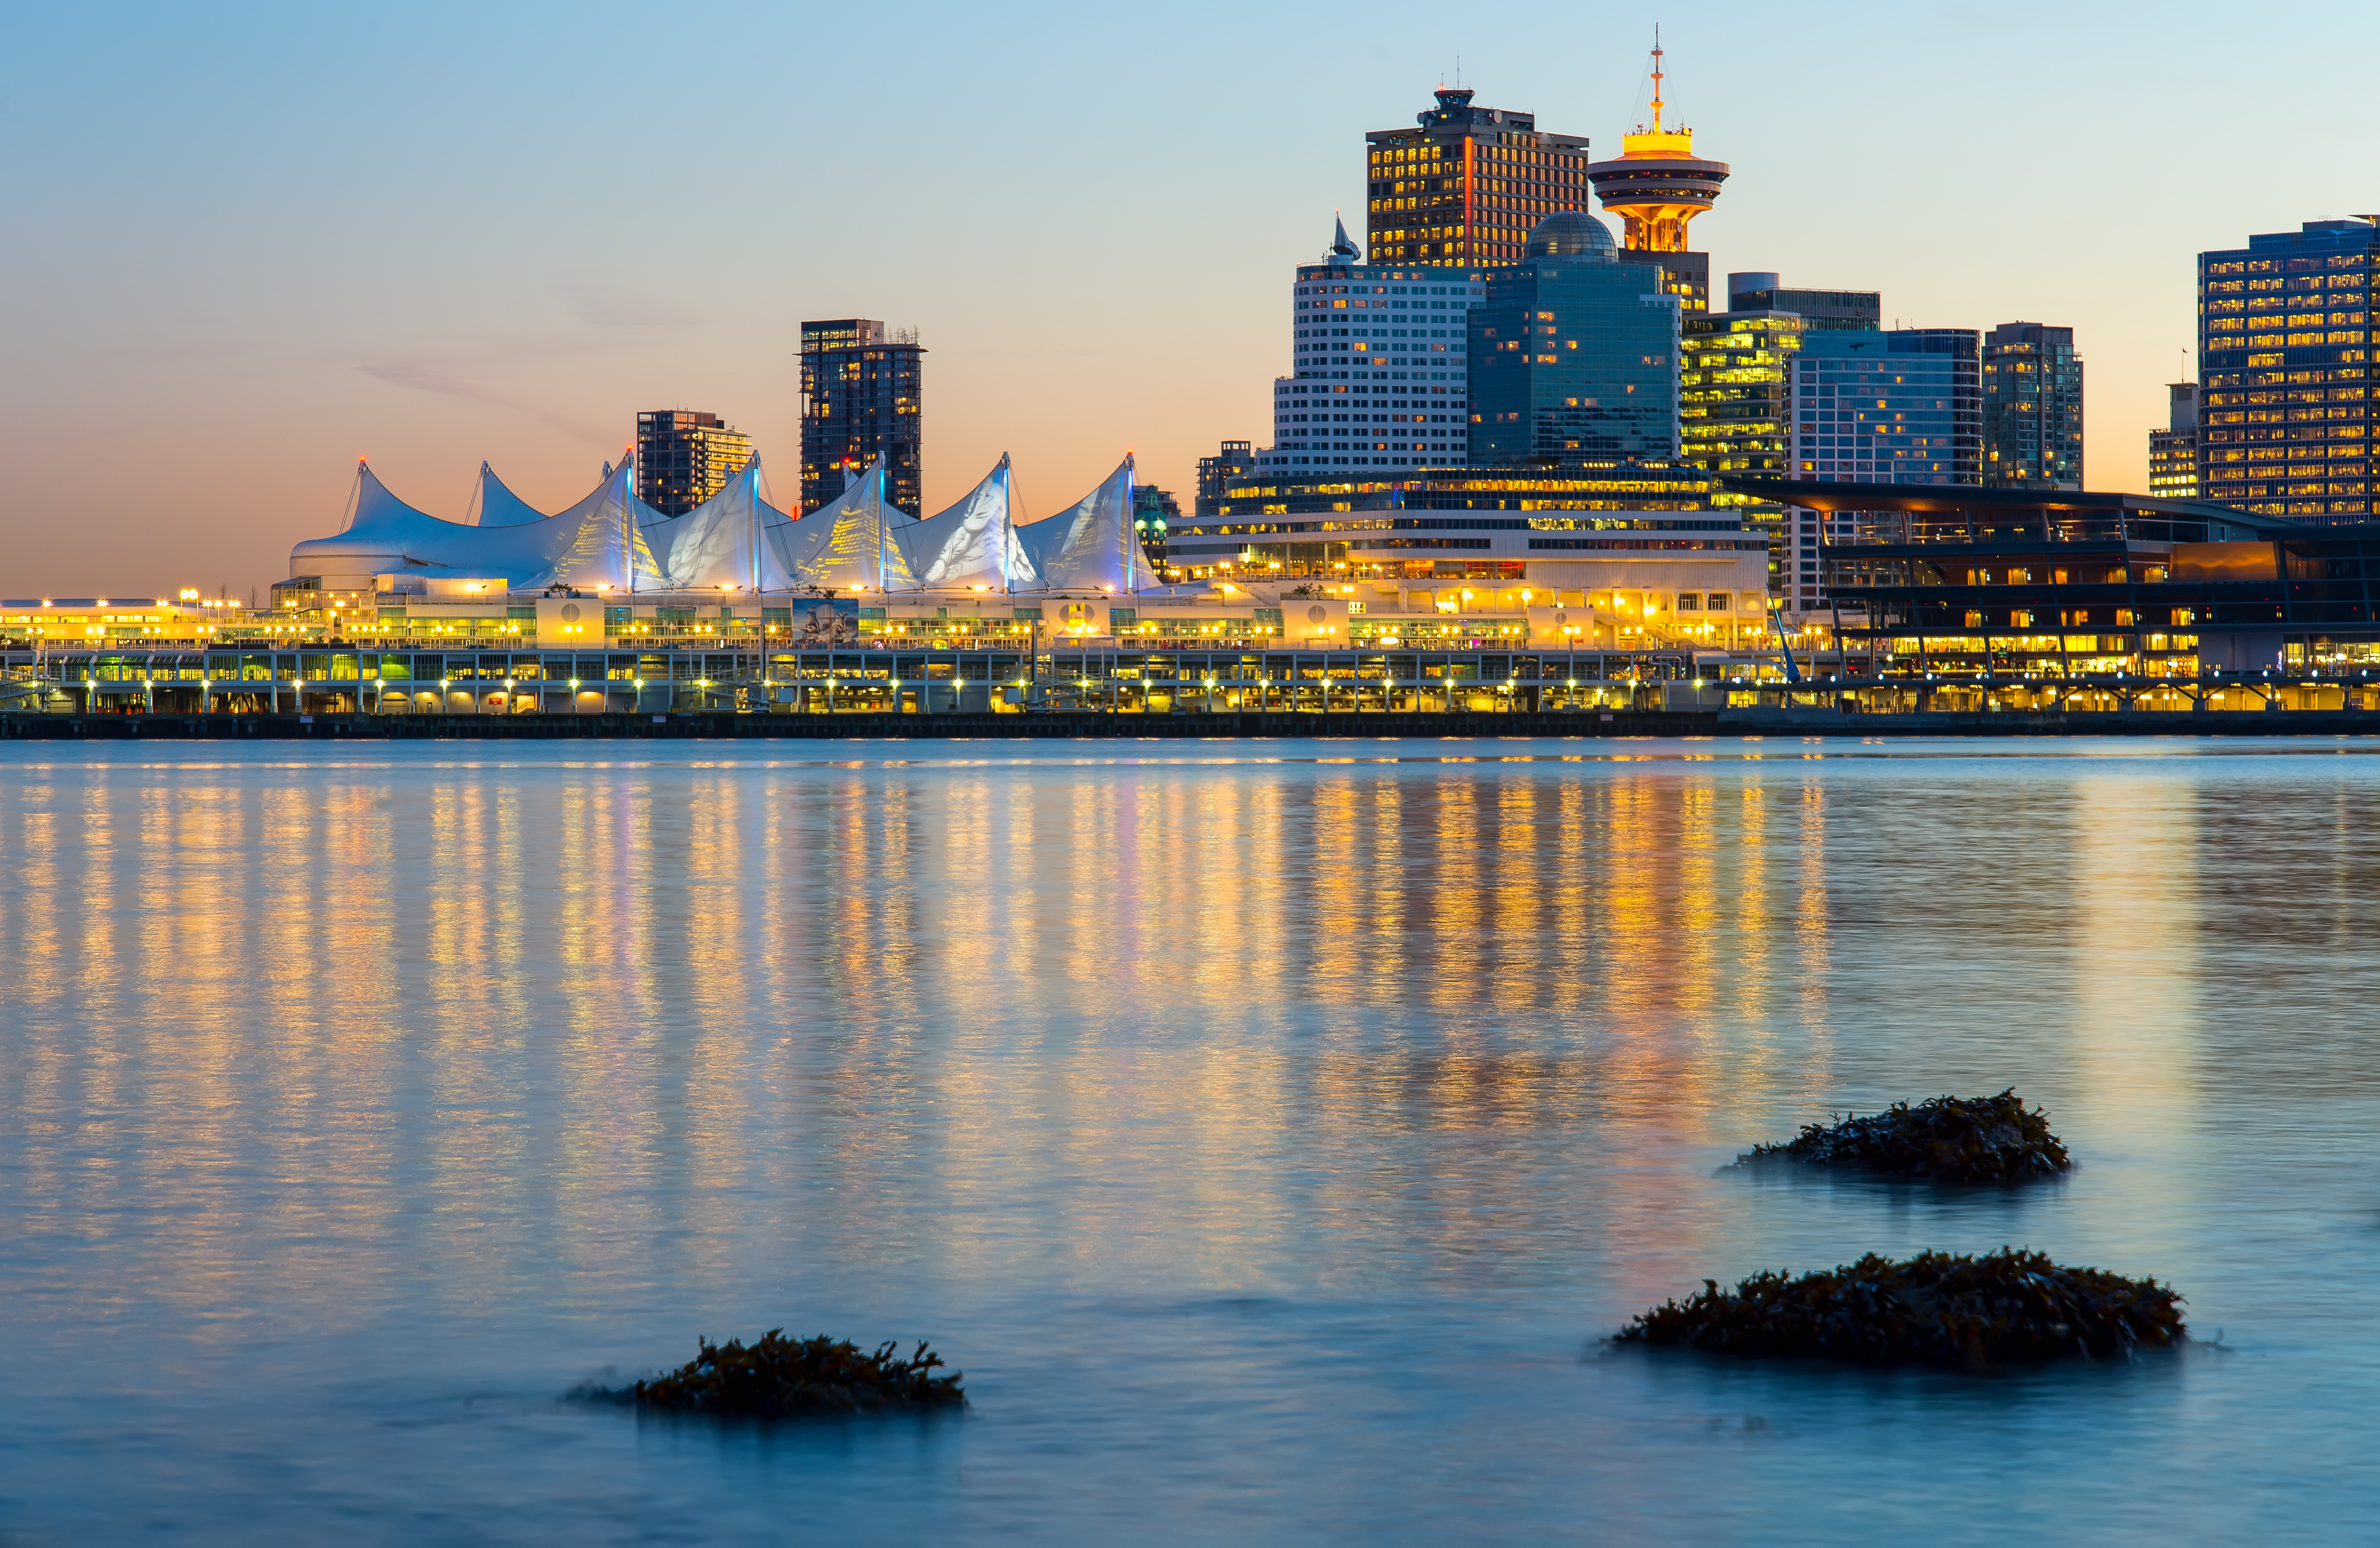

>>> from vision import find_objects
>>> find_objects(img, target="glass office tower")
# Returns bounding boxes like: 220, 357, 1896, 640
1679, 308, 1803, 476
1981, 322, 2084, 489
1466, 212, 1679, 465
1781, 329, 1982, 614
2198, 217, 2377, 521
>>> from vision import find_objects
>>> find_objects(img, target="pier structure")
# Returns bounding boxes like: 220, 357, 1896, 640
0, 642, 1704, 719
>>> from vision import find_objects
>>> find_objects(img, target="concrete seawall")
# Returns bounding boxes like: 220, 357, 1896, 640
5, 709, 2377, 741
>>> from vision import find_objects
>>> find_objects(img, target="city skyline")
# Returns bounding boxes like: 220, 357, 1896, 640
1, 0, 2372, 596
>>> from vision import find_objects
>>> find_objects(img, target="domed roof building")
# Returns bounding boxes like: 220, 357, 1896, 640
1524, 211, 1616, 260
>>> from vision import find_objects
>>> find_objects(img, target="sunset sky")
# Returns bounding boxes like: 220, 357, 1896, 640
2, 0, 2372, 597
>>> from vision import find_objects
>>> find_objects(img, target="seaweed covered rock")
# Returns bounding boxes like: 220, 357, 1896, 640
1737, 1089, 2071, 1183
1615, 1247, 2184, 1366
631, 1330, 964, 1416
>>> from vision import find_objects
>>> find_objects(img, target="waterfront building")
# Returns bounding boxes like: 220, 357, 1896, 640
2196, 217, 2378, 521
1725, 272, 1879, 332
282, 449, 1140, 608
1166, 457, 1775, 650
2149, 383, 2199, 499
1721, 474, 2380, 689
800, 319, 924, 516
1252, 218, 1485, 480
1467, 212, 1680, 466
1981, 322, 2084, 489
0, 635, 1708, 719
1586, 42, 1726, 312
15, 449, 1739, 713
1782, 329, 1983, 614
1364, 88, 1591, 269
634, 411, 751, 517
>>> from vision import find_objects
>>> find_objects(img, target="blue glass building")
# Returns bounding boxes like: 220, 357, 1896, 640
1465, 212, 1680, 466
1781, 327, 1981, 614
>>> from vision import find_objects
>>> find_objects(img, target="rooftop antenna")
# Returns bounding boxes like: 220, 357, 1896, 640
1648, 27, 1665, 135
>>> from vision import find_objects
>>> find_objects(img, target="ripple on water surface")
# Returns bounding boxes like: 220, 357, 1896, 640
0, 736, 2375, 1542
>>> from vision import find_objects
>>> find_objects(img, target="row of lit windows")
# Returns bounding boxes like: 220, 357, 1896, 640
2205, 298, 2368, 315
2204, 254, 2373, 276
1368, 141, 1584, 172
2205, 274, 2370, 295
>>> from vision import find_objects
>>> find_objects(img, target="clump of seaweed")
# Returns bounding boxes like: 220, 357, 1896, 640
1615, 1247, 2184, 1366
630, 1330, 964, 1416
1737, 1089, 2071, 1183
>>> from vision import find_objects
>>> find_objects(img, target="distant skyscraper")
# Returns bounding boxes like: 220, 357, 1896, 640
1364, 88, 1591, 269
1726, 272, 1879, 332
634, 411, 752, 517
2149, 383, 2199, 499
2197, 217, 2378, 521
1679, 306, 1802, 476
1586, 41, 1727, 312
1784, 329, 1981, 614
1194, 441, 1256, 517
800, 319, 924, 516
1252, 219, 1485, 481
1467, 211, 1679, 465
1981, 322, 2084, 489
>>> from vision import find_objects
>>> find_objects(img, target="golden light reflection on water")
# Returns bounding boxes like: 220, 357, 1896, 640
2069, 774, 2202, 1164
17, 745, 2379, 1348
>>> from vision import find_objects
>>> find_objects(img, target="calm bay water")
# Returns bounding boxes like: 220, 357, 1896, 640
2, 736, 2378, 1541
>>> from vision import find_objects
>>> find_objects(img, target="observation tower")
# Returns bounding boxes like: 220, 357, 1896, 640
1584, 37, 1728, 254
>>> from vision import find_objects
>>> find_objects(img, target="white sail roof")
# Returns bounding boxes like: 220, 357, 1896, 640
894, 454, 1033, 591
1014, 455, 1139, 591
469, 463, 553, 527
540, 460, 668, 590
638, 457, 795, 590
289, 460, 668, 591
771, 457, 919, 591
289, 451, 1154, 596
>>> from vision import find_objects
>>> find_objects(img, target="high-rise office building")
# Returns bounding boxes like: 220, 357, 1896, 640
1252, 218, 1485, 480
1467, 211, 1680, 465
1981, 322, 2083, 489
1196, 441, 1257, 516
1364, 88, 1591, 269
1586, 42, 1727, 313
1783, 329, 1982, 614
2149, 382, 2199, 499
799, 319, 924, 516
2197, 217, 2377, 521
634, 411, 753, 517
1726, 272, 1879, 332
1680, 306, 1802, 478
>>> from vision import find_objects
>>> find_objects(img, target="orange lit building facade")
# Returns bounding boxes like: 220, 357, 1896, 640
1364, 88, 1592, 269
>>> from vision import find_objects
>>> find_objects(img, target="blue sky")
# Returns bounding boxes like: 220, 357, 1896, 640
1, 0, 2372, 595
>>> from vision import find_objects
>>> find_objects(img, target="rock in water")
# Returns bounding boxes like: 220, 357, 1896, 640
631, 1330, 965, 1416
1737, 1088, 2071, 1183
1615, 1247, 2184, 1366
